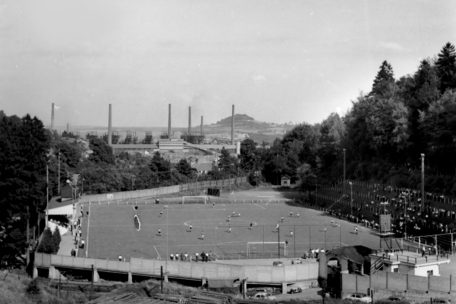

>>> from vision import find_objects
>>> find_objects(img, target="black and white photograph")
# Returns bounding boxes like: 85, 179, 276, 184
1, 0, 456, 303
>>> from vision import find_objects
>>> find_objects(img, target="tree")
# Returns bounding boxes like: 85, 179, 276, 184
149, 152, 171, 182
0, 113, 49, 267
436, 42, 456, 93
239, 139, 258, 172
217, 147, 238, 177
421, 90, 456, 174
52, 227, 61, 253
175, 159, 196, 179
89, 137, 114, 164
408, 59, 441, 156
318, 113, 345, 181
36, 228, 56, 254
371, 60, 396, 97
297, 163, 316, 192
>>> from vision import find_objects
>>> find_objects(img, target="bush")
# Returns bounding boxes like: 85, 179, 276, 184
52, 227, 61, 253
26, 278, 40, 295
37, 228, 56, 254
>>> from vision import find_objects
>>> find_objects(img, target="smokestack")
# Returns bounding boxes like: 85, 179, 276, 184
200, 116, 203, 136
188, 106, 192, 135
108, 104, 112, 145
231, 104, 235, 145
168, 103, 172, 139
51, 103, 55, 130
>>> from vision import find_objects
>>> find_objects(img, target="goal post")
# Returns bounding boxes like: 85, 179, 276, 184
181, 195, 208, 205
246, 241, 287, 258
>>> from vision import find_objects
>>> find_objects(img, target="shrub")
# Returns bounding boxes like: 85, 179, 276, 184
26, 278, 40, 295
37, 228, 56, 254
52, 227, 61, 253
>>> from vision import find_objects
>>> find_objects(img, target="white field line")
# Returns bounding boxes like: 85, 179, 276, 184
85, 203, 91, 258
254, 203, 266, 209
154, 246, 161, 259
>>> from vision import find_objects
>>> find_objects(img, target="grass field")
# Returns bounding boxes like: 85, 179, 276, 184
79, 188, 386, 261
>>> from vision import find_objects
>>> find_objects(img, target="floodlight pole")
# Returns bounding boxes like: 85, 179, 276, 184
323, 227, 327, 250
343, 148, 346, 195
293, 225, 296, 258
404, 194, 407, 238
339, 225, 342, 247
277, 226, 280, 259
421, 153, 425, 213
349, 181, 353, 217
58, 151, 61, 195
46, 163, 49, 228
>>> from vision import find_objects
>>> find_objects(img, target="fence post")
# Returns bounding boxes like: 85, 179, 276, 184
406, 273, 408, 291
356, 274, 358, 293
369, 273, 372, 290
450, 274, 452, 293
428, 273, 431, 293
386, 271, 389, 289
451, 233, 454, 255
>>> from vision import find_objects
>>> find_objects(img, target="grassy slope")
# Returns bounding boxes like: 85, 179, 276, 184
0, 270, 88, 304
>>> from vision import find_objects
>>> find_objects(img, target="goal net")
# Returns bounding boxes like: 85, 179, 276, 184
181, 195, 208, 205
246, 241, 287, 258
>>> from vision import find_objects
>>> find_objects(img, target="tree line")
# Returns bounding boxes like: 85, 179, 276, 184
246, 42, 456, 195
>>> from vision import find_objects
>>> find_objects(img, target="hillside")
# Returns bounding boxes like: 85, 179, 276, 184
205, 114, 295, 144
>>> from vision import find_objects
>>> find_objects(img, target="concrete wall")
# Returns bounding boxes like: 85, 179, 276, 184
415, 264, 440, 276
342, 271, 455, 297
35, 253, 318, 284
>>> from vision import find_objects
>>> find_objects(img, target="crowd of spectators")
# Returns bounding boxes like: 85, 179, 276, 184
169, 251, 216, 262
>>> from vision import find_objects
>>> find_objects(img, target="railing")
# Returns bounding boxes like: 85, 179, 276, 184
34, 253, 319, 284
372, 252, 450, 265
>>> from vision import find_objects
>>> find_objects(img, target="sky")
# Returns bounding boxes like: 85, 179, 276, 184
1, 0, 455, 128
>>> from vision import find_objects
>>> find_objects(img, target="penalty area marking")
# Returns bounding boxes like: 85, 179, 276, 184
154, 246, 161, 259
254, 203, 266, 209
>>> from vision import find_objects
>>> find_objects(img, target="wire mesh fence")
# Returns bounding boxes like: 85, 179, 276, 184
150, 223, 344, 261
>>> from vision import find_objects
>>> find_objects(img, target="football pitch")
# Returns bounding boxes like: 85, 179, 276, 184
80, 189, 384, 261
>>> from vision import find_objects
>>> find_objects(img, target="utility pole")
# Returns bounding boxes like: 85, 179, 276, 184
25, 206, 30, 267
404, 193, 407, 238
277, 226, 280, 258
343, 148, 346, 196
349, 181, 353, 217
58, 152, 61, 195
46, 163, 49, 227
421, 153, 425, 213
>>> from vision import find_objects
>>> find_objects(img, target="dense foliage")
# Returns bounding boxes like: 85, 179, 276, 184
0, 112, 49, 267
36, 227, 61, 254
256, 42, 456, 195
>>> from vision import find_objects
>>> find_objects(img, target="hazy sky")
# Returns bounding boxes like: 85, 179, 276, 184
1, 0, 455, 128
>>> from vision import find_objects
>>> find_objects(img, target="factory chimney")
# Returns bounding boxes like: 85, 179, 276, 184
108, 104, 112, 145
231, 104, 235, 145
168, 103, 172, 139
188, 106, 192, 135
200, 116, 204, 136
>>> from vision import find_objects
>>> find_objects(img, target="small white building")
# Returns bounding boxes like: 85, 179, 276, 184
370, 251, 450, 277
281, 176, 291, 187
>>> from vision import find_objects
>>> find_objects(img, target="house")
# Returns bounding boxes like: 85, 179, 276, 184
369, 250, 450, 277
281, 176, 291, 187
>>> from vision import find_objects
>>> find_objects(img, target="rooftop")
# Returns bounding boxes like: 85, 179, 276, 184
370, 250, 450, 265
